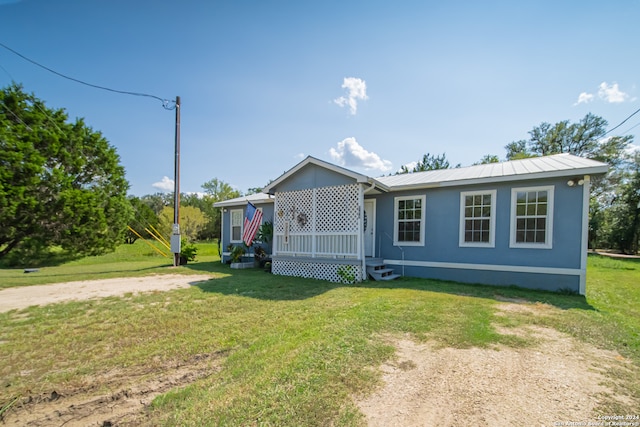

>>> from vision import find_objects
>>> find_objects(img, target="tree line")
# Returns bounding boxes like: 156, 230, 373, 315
1, 84, 638, 266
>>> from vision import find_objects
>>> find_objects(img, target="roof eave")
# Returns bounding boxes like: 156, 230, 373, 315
213, 196, 275, 208
387, 165, 610, 192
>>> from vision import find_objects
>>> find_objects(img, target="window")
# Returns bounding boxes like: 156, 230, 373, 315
459, 190, 496, 247
230, 209, 243, 243
394, 195, 425, 246
510, 186, 554, 249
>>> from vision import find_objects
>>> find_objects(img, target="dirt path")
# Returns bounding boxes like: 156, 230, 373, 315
0, 274, 212, 312
355, 302, 639, 426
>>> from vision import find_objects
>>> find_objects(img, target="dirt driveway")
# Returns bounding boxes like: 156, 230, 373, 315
355, 303, 639, 426
0, 274, 212, 313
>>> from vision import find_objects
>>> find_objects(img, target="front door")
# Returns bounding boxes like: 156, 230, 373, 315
364, 199, 376, 257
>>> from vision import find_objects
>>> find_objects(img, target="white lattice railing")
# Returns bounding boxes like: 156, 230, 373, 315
273, 183, 361, 260
275, 232, 359, 258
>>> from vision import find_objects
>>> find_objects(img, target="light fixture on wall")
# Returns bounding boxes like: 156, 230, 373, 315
567, 178, 585, 187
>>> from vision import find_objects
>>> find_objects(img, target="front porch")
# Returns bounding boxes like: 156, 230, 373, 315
271, 183, 366, 282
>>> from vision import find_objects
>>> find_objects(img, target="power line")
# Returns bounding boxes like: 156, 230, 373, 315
0, 41, 175, 110
604, 106, 640, 136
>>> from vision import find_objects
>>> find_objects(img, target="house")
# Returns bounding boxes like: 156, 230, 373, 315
214, 153, 608, 295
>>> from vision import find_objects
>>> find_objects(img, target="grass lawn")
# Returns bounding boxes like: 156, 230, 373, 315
0, 247, 638, 425
0, 240, 220, 289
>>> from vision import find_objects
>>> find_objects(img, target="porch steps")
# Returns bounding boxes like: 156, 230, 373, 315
366, 258, 400, 281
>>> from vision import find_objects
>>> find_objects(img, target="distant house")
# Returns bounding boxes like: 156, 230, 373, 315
214, 153, 608, 295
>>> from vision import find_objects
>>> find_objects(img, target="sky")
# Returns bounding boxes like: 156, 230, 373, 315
1, 0, 639, 196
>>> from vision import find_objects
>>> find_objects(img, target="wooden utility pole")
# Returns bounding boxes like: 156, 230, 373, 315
171, 96, 181, 267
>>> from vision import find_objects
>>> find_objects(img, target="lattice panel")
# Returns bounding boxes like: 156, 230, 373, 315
274, 188, 314, 234
316, 184, 359, 233
273, 259, 362, 283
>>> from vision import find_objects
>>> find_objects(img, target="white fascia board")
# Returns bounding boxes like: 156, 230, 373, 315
213, 196, 274, 208
387, 165, 609, 192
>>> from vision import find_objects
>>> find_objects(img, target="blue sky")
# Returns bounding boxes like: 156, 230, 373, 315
1, 0, 638, 196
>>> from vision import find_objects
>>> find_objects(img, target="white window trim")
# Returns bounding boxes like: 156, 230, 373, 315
230, 208, 243, 243
393, 195, 426, 246
459, 190, 496, 248
509, 185, 554, 249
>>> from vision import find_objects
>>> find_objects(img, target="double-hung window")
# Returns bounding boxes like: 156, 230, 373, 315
230, 209, 243, 243
394, 195, 425, 246
510, 186, 554, 249
459, 190, 496, 247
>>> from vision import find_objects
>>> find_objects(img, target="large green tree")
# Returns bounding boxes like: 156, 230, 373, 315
0, 84, 131, 260
505, 113, 632, 166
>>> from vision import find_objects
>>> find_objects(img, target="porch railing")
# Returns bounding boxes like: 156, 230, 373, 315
275, 232, 359, 258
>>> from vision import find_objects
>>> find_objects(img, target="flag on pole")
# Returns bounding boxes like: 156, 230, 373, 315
242, 202, 263, 246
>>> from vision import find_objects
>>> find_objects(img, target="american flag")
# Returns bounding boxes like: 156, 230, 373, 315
242, 202, 263, 246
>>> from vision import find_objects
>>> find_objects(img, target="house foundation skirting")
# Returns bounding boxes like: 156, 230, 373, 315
272, 257, 362, 283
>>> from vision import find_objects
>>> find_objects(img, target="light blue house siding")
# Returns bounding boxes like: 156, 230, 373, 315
218, 197, 274, 264
371, 177, 586, 292
215, 154, 608, 294
274, 163, 359, 192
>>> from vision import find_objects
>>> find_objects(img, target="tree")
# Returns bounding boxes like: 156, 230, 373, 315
505, 113, 632, 164
397, 152, 458, 174
200, 178, 241, 240
201, 178, 241, 201
140, 193, 172, 215
181, 192, 218, 240
596, 153, 640, 253
125, 196, 160, 244
158, 205, 207, 242
0, 84, 131, 261
474, 154, 501, 165
507, 113, 636, 252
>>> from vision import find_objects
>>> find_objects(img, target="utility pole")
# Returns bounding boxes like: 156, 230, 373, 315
171, 96, 181, 266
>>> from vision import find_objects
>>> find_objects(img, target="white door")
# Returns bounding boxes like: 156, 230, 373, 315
364, 199, 376, 257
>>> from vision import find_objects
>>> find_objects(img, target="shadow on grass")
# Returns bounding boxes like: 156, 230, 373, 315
185, 261, 595, 311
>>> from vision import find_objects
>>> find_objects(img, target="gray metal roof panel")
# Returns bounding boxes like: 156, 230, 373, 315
375, 154, 608, 190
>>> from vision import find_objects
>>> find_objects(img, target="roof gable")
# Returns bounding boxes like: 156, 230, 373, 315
263, 156, 374, 194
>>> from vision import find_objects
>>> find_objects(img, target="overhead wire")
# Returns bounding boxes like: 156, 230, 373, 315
604, 106, 640, 136
0, 41, 175, 110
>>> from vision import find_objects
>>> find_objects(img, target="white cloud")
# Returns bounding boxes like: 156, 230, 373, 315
333, 77, 368, 115
329, 137, 392, 172
152, 176, 174, 192
598, 82, 629, 103
573, 92, 594, 106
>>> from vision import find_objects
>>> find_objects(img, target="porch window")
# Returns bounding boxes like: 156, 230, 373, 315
509, 186, 554, 249
230, 209, 243, 243
394, 195, 425, 246
459, 190, 496, 247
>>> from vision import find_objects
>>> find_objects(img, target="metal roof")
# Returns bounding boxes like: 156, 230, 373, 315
214, 154, 609, 206
374, 153, 609, 190
212, 192, 274, 208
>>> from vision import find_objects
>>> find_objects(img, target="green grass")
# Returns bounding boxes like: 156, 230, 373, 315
0, 251, 639, 425
0, 240, 220, 288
